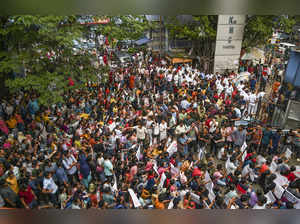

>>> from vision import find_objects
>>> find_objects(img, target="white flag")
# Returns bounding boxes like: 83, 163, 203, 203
128, 188, 141, 208
136, 145, 141, 161
168, 198, 174, 209
158, 172, 167, 190
112, 174, 118, 192
241, 141, 247, 152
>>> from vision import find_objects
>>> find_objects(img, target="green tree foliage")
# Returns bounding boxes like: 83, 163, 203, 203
165, 15, 218, 72
0, 15, 150, 105
243, 15, 296, 50
93, 15, 153, 45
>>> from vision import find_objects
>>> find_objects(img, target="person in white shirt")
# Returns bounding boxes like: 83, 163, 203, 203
248, 91, 257, 115
225, 84, 234, 99
217, 83, 224, 95
175, 121, 187, 135
62, 151, 77, 181
253, 196, 267, 209
153, 121, 160, 144
237, 81, 245, 92
226, 157, 237, 174
223, 76, 229, 88
159, 120, 168, 141
43, 172, 58, 206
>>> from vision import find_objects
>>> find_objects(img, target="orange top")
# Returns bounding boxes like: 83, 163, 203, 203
260, 164, 269, 174
273, 81, 280, 93
155, 198, 165, 209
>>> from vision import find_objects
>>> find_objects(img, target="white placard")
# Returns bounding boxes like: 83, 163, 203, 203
190, 192, 200, 204
285, 148, 293, 159
274, 184, 285, 199
270, 161, 277, 173
170, 163, 179, 177
167, 141, 177, 157
283, 190, 299, 204
128, 188, 141, 208
265, 191, 276, 204
242, 164, 250, 177
274, 173, 289, 186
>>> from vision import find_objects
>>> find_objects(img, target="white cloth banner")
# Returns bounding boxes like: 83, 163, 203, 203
128, 188, 142, 208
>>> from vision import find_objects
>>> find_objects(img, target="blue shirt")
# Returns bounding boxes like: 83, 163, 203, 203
271, 132, 281, 148
250, 79, 257, 89
79, 154, 91, 178
262, 130, 272, 145
56, 167, 68, 184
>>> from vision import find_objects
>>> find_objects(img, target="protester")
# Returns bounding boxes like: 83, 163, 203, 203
0, 50, 299, 210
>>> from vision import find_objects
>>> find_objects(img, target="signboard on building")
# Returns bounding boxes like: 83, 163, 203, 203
214, 15, 246, 74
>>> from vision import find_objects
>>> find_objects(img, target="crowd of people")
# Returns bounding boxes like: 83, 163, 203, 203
0, 50, 299, 209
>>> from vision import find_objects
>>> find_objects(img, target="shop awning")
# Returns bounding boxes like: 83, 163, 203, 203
135, 38, 151, 46
172, 58, 193, 64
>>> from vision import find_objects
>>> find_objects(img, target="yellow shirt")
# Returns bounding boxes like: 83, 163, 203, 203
217, 99, 223, 106
7, 118, 17, 129
80, 113, 89, 119
6, 176, 19, 194
43, 114, 50, 122
75, 140, 81, 148
110, 98, 116, 103
152, 148, 162, 156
